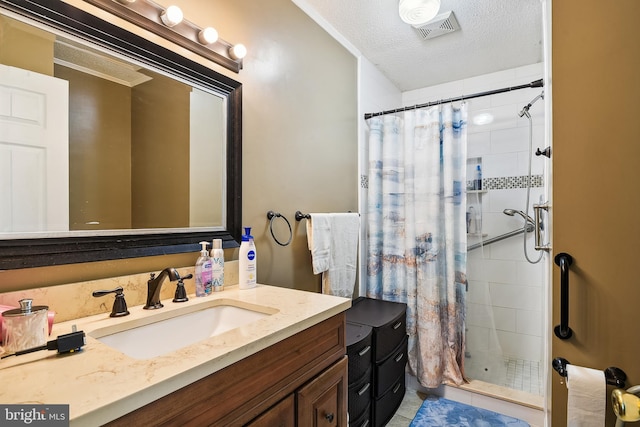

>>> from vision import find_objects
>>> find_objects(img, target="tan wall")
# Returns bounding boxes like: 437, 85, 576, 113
131, 71, 190, 228
0, 16, 54, 75
0, 0, 357, 294
552, 1, 640, 425
56, 65, 133, 230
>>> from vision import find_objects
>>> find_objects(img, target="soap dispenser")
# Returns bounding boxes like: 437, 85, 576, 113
238, 227, 257, 290
210, 238, 224, 292
195, 241, 212, 296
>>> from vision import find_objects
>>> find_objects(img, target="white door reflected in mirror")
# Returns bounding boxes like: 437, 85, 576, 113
0, 64, 68, 233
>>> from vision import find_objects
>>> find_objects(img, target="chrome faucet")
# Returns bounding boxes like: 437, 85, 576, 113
144, 267, 180, 309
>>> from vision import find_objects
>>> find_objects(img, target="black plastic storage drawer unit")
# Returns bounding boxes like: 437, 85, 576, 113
346, 319, 373, 424
346, 297, 408, 427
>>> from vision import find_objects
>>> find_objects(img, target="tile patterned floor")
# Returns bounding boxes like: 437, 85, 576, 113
386, 388, 426, 426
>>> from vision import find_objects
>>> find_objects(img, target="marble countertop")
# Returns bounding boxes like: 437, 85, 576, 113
0, 284, 351, 426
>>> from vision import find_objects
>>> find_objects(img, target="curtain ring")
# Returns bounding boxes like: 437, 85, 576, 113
266, 211, 292, 246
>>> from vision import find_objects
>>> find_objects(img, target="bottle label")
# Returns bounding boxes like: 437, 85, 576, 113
247, 250, 255, 261
203, 261, 213, 294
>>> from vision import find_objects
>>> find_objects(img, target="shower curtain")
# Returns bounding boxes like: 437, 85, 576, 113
366, 104, 468, 387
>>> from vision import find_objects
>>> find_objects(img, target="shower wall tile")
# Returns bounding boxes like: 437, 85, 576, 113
516, 309, 543, 336
496, 330, 542, 361
489, 238, 532, 262
467, 95, 491, 111
483, 152, 520, 178
489, 283, 542, 311
466, 302, 496, 329
516, 262, 544, 287
485, 104, 519, 131
466, 325, 492, 352
490, 127, 531, 154
492, 306, 517, 333
467, 279, 491, 305
467, 258, 518, 284
467, 131, 491, 156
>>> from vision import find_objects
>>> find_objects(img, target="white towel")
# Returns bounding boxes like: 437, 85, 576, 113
306, 213, 360, 298
306, 214, 331, 274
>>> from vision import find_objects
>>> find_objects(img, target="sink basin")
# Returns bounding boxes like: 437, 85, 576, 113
89, 300, 277, 359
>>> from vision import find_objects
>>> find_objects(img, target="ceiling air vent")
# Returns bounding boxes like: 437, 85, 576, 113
413, 11, 460, 40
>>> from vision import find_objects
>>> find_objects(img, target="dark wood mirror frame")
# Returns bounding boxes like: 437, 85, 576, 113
0, 0, 242, 269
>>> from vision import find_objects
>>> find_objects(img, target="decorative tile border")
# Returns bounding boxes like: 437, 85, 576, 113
477, 175, 544, 190
361, 174, 543, 190
361, 174, 369, 189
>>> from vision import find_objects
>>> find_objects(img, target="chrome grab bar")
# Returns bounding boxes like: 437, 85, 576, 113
533, 201, 551, 251
467, 223, 534, 251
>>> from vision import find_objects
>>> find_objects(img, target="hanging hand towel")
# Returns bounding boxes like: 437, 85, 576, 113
322, 213, 360, 298
306, 213, 331, 275
306, 213, 359, 298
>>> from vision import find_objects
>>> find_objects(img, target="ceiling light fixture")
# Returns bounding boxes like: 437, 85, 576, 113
85, 0, 246, 73
399, 0, 441, 26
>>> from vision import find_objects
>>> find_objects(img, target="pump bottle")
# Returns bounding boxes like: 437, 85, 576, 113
195, 241, 212, 296
238, 227, 257, 290
210, 239, 224, 292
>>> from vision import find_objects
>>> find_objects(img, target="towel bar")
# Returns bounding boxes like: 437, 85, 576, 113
295, 211, 360, 221
295, 211, 310, 221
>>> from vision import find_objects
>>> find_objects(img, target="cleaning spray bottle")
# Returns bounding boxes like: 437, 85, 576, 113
195, 241, 212, 297
238, 227, 257, 290
210, 238, 224, 292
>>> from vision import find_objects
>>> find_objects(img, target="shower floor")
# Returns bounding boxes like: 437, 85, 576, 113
465, 355, 543, 396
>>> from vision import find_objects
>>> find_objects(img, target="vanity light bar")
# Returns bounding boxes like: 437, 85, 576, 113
85, 0, 245, 73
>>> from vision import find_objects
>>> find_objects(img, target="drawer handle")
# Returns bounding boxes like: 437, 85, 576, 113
358, 345, 371, 357
392, 321, 402, 330
325, 412, 334, 423
395, 352, 404, 363
358, 382, 371, 396
393, 382, 402, 393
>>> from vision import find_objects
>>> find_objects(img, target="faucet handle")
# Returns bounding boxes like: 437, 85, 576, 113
92, 287, 130, 317
172, 274, 193, 303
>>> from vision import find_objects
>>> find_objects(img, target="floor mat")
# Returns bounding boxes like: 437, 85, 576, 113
409, 396, 530, 427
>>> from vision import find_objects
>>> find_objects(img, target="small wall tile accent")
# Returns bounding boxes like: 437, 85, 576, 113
467, 175, 543, 191
361, 174, 542, 191
360, 174, 369, 189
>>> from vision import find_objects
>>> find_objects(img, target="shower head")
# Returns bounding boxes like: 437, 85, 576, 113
503, 208, 538, 228
518, 91, 545, 118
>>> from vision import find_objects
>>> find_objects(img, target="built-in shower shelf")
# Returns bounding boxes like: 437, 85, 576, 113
466, 190, 487, 194
467, 233, 488, 238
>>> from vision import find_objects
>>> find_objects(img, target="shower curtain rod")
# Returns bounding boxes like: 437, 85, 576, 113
364, 79, 544, 120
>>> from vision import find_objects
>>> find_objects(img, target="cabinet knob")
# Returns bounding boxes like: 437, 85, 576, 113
325, 412, 334, 423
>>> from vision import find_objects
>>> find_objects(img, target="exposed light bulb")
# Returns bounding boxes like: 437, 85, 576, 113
160, 5, 183, 27
229, 43, 247, 60
198, 27, 219, 45
399, 0, 441, 25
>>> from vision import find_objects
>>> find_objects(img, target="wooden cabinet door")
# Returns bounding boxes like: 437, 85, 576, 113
297, 356, 348, 427
246, 395, 295, 427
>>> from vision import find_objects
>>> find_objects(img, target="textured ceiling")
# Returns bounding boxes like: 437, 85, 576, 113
298, 0, 543, 92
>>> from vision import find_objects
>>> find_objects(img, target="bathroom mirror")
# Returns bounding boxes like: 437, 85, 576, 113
0, 0, 242, 269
